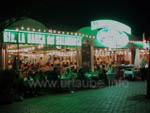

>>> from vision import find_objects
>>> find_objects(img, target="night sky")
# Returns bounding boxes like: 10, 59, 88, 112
0, 0, 149, 39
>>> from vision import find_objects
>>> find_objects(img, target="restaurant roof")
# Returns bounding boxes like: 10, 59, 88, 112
6, 17, 48, 30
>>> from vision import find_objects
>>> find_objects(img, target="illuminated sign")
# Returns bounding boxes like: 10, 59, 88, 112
91, 20, 131, 48
3, 29, 82, 46
97, 28, 129, 48
91, 20, 131, 34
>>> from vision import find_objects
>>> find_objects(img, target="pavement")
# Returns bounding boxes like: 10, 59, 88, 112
0, 81, 150, 113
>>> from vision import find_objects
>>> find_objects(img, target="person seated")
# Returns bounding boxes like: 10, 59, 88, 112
50, 67, 60, 81
77, 67, 85, 80
62, 68, 77, 79
71, 66, 77, 75
106, 64, 116, 85
62, 68, 70, 79
63, 68, 77, 93
107, 64, 113, 74
60, 64, 66, 75
40, 63, 50, 72
99, 65, 107, 82
95, 66, 103, 80
49, 64, 54, 71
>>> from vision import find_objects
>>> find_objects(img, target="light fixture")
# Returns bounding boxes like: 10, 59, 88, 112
53, 30, 56, 33
16, 28, 19, 31
27, 27, 30, 31
21, 26, 24, 30
58, 31, 61, 34
48, 29, 52, 33
32, 28, 35, 31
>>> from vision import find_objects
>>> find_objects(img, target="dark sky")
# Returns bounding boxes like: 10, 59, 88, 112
0, 0, 149, 39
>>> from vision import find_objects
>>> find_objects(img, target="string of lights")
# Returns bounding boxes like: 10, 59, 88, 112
15, 26, 96, 39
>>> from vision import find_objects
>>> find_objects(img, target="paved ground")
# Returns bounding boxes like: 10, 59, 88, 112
0, 81, 150, 113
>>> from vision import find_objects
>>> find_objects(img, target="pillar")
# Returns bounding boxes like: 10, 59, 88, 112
131, 48, 136, 64
81, 40, 94, 72
0, 43, 8, 70
76, 47, 82, 70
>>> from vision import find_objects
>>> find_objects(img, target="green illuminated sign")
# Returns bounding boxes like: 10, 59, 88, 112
91, 20, 131, 34
3, 29, 82, 46
97, 28, 129, 48
91, 20, 131, 48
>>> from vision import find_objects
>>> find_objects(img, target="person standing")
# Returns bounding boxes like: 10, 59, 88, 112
140, 57, 146, 81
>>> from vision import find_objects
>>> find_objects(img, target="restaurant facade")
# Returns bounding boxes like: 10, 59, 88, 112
0, 17, 149, 72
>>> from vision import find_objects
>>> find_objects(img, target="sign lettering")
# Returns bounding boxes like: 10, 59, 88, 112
3, 29, 82, 46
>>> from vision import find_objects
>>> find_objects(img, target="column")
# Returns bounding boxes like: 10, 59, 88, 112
76, 47, 82, 70
81, 40, 94, 72
0, 43, 8, 70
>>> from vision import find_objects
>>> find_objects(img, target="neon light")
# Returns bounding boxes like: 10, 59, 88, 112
18, 33, 25, 43
91, 20, 131, 34
91, 20, 131, 48
47, 36, 55, 45
3, 29, 82, 46
56, 36, 65, 45
96, 28, 129, 48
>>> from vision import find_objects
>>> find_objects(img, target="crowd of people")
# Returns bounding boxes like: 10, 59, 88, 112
6, 56, 119, 102
9, 56, 77, 79
7, 55, 149, 103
